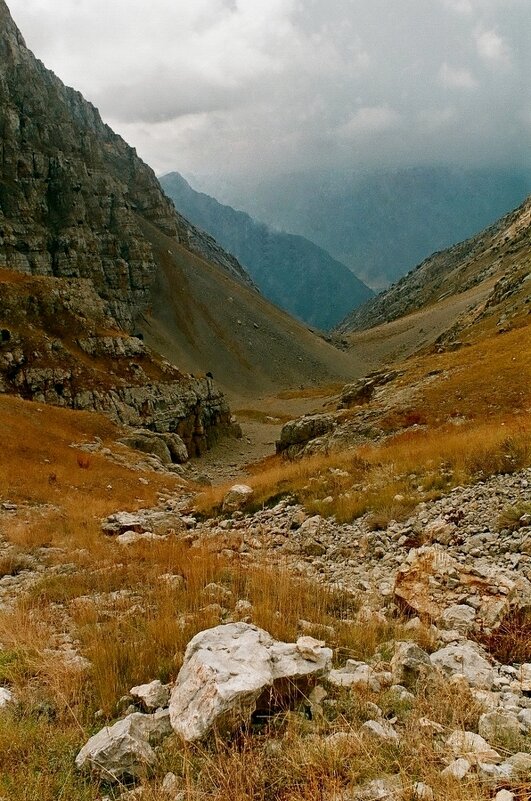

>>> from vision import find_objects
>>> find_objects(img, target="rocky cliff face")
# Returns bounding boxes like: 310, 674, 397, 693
0, 0, 250, 332
0, 270, 232, 455
0, 0, 256, 452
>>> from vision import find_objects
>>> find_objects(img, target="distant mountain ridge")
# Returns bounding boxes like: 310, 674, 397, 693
160, 172, 374, 331
188, 166, 531, 289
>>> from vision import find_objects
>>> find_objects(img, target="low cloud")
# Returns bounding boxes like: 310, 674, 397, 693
7, 0, 529, 177
438, 62, 478, 90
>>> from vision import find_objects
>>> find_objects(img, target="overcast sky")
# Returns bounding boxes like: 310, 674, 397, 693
8, 0, 530, 178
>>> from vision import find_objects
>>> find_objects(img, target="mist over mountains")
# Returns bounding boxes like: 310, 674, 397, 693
187, 166, 531, 289
160, 172, 373, 331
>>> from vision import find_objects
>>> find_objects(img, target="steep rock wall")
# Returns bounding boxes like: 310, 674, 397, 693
0, 0, 250, 332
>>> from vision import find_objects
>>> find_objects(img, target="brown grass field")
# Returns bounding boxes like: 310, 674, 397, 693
0, 322, 529, 799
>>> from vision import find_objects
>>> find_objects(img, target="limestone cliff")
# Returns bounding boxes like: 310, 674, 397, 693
0, 0, 254, 452
0, 0, 250, 332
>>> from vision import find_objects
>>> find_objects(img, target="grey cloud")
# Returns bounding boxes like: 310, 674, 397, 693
7, 0, 530, 177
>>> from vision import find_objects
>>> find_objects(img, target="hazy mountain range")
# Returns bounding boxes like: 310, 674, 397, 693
187, 166, 531, 289
160, 172, 373, 331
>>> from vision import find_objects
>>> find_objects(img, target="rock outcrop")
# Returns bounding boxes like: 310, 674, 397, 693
0, 272, 232, 454
0, 0, 261, 449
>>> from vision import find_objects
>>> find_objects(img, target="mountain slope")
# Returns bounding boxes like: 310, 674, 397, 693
0, 0, 364, 401
336, 195, 530, 366
190, 166, 531, 289
160, 172, 373, 331
137, 217, 363, 398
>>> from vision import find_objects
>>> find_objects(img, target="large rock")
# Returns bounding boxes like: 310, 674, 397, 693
169, 623, 332, 742
119, 432, 173, 465
222, 485, 254, 513
430, 642, 495, 689
478, 710, 521, 744
75, 710, 172, 781
276, 414, 336, 456
445, 730, 502, 764
394, 547, 531, 631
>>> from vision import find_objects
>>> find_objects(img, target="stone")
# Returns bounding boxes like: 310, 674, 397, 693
417, 717, 444, 734
102, 512, 149, 535
475, 761, 513, 782
200, 583, 233, 603
0, 687, 15, 708
116, 531, 164, 545
159, 433, 188, 464
222, 485, 254, 513
385, 685, 415, 708
517, 707, 531, 734
129, 680, 171, 711
169, 623, 332, 742
445, 730, 501, 764
394, 547, 531, 631
478, 710, 520, 743
440, 758, 471, 780
75, 710, 172, 781
519, 663, 531, 691
412, 783, 434, 801
276, 414, 336, 455
439, 604, 476, 633
423, 518, 456, 545
390, 641, 433, 688
430, 642, 495, 689
494, 791, 515, 801
296, 636, 326, 662
339, 379, 377, 408
120, 433, 172, 465
361, 720, 399, 743
161, 772, 185, 800
505, 751, 531, 775
328, 662, 382, 692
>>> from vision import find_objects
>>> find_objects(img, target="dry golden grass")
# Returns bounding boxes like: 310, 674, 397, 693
0, 394, 180, 512
197, 323, 531, 523
196, 414, 530, 523
0, 325, 529, 800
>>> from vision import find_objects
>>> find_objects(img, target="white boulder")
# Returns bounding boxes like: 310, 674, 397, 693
0, 687, 15, 708
361, 720, 399, 743
75, 710, 172, 781
222, 485, 254, 513
169, 623, 332, 742
130, 680, 171, 711
445, 730, 501, 764
430, 642, 494, 689
440, 758, 471, 780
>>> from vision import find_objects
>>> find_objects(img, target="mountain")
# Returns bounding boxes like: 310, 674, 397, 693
188, 166, 531, 289
0, 0, 364, 408
160, 172, 374, 331
336, 195, 530, 365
